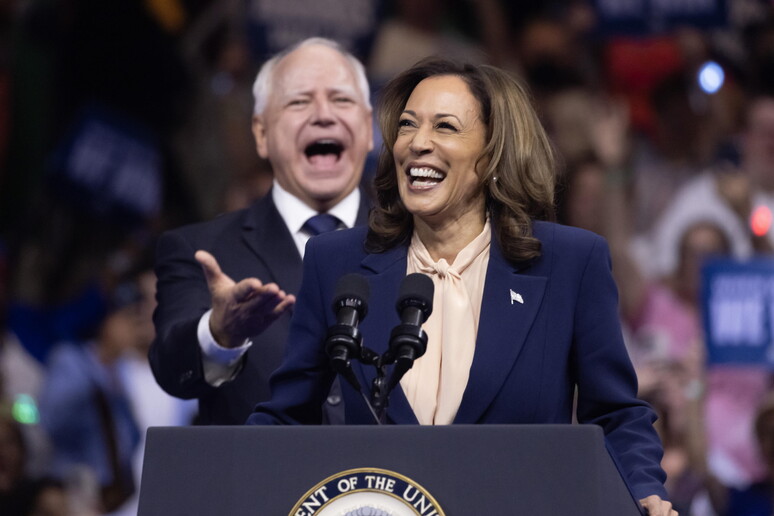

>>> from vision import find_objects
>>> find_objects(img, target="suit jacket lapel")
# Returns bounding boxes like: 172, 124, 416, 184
354, 229, 548, 426
241, 195, 303, 295
241, 188, 370, 296
454, 243, 547, 424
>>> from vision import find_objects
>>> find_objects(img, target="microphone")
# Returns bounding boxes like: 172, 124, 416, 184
384, 273, 434, 392
325, 273, 369, 386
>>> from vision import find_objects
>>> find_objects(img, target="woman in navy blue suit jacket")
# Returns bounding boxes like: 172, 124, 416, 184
248, 58, 675, 515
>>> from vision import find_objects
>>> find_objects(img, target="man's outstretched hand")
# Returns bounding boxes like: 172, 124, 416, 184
196, 250, 296, 348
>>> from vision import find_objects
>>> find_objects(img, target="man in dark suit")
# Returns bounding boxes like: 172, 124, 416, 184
149, 38, 373, 425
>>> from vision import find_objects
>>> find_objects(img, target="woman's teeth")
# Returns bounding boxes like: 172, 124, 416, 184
409, 167, 445, 186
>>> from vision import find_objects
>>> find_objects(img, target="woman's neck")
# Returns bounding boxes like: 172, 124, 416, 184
414, 211, 486, 263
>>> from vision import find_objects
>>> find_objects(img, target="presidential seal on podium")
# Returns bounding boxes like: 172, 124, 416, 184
290, 467, 445, 516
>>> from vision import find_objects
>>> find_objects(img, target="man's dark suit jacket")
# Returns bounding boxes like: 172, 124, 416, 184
247, 221, 668, 501
149, 191, 370, 425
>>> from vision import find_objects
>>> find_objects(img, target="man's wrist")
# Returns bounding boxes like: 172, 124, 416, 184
197, 310, 252, 366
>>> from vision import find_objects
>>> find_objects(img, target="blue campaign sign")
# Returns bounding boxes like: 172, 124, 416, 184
702, 258, 774, 367
245, 0, 383, 62
593, 0, 727, 36
49, 104, 162, 225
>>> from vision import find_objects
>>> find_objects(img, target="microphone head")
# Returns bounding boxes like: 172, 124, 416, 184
396, 273, 434, 321
332, 273, 370, 319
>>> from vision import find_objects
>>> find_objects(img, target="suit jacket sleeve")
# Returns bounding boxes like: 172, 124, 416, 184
149, 229, 222, 399
246, 236, 336, 425
572, 235, 667, 501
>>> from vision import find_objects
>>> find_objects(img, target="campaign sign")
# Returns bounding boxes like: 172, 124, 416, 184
593, 0, 727, 36
245, 0, 383, 62
49, 104, 162, 224
702, 258, 774, 367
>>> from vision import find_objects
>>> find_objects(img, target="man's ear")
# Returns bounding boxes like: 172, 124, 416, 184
252, 115, 269, 159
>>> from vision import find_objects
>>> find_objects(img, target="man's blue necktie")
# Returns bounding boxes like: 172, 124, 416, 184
303, 213, 342, 236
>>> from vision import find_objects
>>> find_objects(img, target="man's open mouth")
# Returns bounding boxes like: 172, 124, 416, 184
408, 166, 445, 187
305, 139, 344, 167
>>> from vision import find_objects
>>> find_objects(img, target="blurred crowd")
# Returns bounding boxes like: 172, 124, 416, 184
1, 0, 774, 514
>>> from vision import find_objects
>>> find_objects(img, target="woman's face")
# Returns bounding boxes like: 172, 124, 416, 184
393, 75, 487, 229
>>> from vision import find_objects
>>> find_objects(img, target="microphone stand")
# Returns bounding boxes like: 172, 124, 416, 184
329, 333, 426, 425
358, 347, 390, 425
326, 327, 384, 425
325, 273, 432, 425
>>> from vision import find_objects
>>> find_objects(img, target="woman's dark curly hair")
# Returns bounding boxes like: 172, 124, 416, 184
365, 58, 556, 263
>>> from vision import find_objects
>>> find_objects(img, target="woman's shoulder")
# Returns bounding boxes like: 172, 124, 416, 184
526, 221, 612, 276
305, 226, 370, 260
310, 225, 369, 246
532, 220, 606, 252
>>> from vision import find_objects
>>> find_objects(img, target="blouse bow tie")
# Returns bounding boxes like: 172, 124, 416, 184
403, 222, 491, 425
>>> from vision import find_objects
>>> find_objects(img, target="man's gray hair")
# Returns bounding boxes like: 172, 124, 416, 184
251, 37, 371, 116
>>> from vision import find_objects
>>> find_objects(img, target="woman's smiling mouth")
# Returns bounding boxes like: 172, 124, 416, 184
407, 166, 446, 188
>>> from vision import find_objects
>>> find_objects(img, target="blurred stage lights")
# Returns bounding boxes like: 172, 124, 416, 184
751, 205, 772, 237
12, 394, 39, 424
698, 61, 724, 94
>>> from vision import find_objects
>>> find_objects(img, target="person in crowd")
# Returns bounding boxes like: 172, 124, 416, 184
564, 99, 730, 383
38, 278, 143, 514
1, 408, 75, 516
149, 37, 373, 425
0, 413, 28, 512
642, 95, 774, 495
650, 94, 774, 279
0, 240, 50, 478
367, 0, 506, 88
247, 58, 675, 515
176, 25, 272, 218
555, 97, 742, 514
113, 267, 196, 516
722, 392, 774, 516
626, 220, 735, 516
678, 390, 774, 516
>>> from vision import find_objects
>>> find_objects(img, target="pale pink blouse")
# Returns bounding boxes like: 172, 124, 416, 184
401, 221, 491, 425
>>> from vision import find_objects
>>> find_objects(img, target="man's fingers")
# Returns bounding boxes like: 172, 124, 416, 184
212, 284, 295, 344
237, 286, 294, 313
232, 278, 266, 303
196, 250, 228, 288
232, 282, 290, 310
272, 294, 296, 315
258, 293, 295, 327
